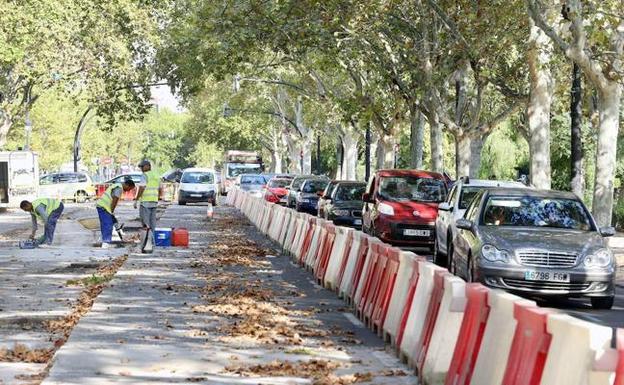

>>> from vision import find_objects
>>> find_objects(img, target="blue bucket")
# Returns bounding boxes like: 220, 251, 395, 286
154, 228, 172, 247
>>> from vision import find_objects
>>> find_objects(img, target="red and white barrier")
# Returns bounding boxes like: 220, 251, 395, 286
227, 189, 618, 385
470, 291, 536, 385
383, 251, 423, 345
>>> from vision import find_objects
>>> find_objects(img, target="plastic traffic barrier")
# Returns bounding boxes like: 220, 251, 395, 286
384, 251, 425, 345
616, 329, 624, 385
415, 269, 453, 371
370, 246, 401, 334
353, 238, 383, 314
470, 291, 536, 385
395, 258, 426, 349
338, 231, 370, 302
298, 217, 318, 265
421, 274, 467, 385
314, 223, 336, 283
399, 262, 446, 364
501, 303, 553, 385
444, 284, 489, 385
335, 229, 355, 291
303, 218, 324, 268
540, 313, 614, 385
324, 226, 352, 290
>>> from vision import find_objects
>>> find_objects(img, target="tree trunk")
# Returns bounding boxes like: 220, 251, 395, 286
301, 132, 313, 174
0, 113, 12, 149
429, 112, 444, 173
272, 135, 283, 173
570, 63, 584, 197
592, 84, 622, 227
456, 134, 471, 178
336, 138, 343, 179
376, 133, 394, 169
526, 18, 553, 190
341, 125, 359, 180
285, 136, 302, 174
469, 135, 486, 178
410, 107, 425, 169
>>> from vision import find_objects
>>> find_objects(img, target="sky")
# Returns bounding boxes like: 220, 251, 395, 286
150, 83, 185, 113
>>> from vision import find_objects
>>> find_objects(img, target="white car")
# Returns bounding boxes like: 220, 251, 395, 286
434, 177, 528, 268
39, 172, 96, 203
178, 168, 218, 206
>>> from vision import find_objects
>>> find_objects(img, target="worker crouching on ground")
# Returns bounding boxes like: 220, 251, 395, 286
134, 160, 160, 248
20, 198, 64, 248
97, 178, 135, 249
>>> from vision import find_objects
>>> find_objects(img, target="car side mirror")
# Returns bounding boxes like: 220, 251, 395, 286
456, 218, 474, 231
438, 202, 452, 211
599, 226, 615, 237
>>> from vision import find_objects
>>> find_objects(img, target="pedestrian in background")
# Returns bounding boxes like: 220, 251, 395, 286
134, 160, 160, 247
20, 198, 64, 248
97, 178, 135, 249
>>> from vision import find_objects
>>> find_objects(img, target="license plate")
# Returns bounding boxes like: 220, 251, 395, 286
190, 194, 202, 197
524, 270, 570, 283
354, 219, 362, 225
404, 229, 430, 237
280, 197, 287, 203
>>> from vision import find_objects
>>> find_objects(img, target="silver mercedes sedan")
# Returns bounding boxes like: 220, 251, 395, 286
450, 188, 616, 309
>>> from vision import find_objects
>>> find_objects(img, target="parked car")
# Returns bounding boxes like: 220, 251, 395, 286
264, 177, 291, 205
434, 177, 527, 267
323, 181, 367, 228
39, 172, 96, 203
162, 169, 183, 183
317, 180, 341, 218
96, 173, 143, 200
450, 187, 616, 309
287, 175, 315, 208
295, 177, 329, 214
362, 169, 447, 249
238, 174, 268, 198
178, 168, 217, 205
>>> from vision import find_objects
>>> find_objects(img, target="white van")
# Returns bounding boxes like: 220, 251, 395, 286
178, 168, 217, 206
0, 151, 39, 209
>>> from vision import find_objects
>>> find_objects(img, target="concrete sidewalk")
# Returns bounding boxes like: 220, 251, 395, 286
43, 204, 416, 385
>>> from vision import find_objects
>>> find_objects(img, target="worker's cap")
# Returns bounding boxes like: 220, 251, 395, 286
138, 160, 151, 167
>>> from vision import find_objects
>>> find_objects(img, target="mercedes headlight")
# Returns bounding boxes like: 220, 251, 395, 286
481, 244, 510, 263
378, 202, 395, 216
584, 249, 613, 268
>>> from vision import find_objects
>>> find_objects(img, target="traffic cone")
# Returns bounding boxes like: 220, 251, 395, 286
207, 205, 214, 219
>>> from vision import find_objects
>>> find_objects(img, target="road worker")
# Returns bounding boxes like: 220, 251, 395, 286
97, 178, 135, 248
133, 160, 160, 248
20, 198, 64, 247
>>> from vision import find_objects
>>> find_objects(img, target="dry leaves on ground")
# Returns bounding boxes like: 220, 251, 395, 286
0, 344, 53, 364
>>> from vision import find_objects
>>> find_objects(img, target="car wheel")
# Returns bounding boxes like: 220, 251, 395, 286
178, 200, 187, 206
590, 296, 614, 310
75, 191, 88, 203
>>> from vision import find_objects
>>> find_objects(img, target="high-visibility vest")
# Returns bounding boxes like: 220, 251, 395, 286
32, 198, 61, 221
141, 170, 160, 202
97, 184, 121, 214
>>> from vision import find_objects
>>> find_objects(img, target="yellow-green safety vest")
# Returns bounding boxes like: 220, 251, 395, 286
97, 184, 121, 214
32, 198, 61, 221
141, 170, 160, 202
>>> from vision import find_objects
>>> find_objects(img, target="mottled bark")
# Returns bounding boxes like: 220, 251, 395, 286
469, 136, 486, 178
376, 133, 395, 169
455, 134, 471, 178
429, 112, 444, 173
410, 107, 425, 169
340, 124, 359, 180
0, 112, 12, 149
570, 63, 584, 197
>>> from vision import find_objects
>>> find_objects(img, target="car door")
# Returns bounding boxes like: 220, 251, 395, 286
39, 174, 56, 198
59, 173, 77, 199
454, 192, 484, 278
437, 184, 458, 254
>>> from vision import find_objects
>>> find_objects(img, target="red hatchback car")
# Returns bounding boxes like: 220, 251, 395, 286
362, 169, 448, 249
264, 177, 292, 205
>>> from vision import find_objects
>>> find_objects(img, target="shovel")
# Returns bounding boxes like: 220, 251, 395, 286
111, 215, 124, 242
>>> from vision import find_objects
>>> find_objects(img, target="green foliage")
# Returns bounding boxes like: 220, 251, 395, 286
479, 122, 529, 180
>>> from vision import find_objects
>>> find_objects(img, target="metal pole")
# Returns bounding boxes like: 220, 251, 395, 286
365, 123, 371, 181
317, 134, 321, 174
73, 106, 93, 172
24, 86, 32, 151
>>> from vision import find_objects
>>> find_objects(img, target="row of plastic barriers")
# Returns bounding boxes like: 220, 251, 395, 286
226, 188, 624, 385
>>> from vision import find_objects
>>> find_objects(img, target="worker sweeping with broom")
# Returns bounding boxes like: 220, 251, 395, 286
20, 198, 64, 248
97, 178, 135, 249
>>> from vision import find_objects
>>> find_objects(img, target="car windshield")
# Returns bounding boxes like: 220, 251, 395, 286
302, 180, 328, 193
335, 185, 365, 201
227, 164, 262, 178
481, 196, 593, 230
269, 179, 290, 188
292, 177, 310, 190
181, 172, 214, 184
379, 176, 446, 203
459, 186, 483, 209
241, 175, 266, 185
